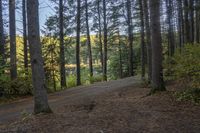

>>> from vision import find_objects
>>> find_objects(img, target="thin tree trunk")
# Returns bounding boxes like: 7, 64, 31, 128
196, 0, 200, 43
85, 0, 93, 77
76, 0, 81, 85
177, 0, 184, 50
184, 0, 190, 43
189, 0, 194, 43
126, 0, 134, 76
0, 0, 5, 66
22, 0, 28, 74
139, 0, 146, 80
143, 0, 152, 83
97, 0, 103, 72
27, 0, 52, 114
103, 0, 107, 81
9, 0, 17, 80
59, 0, 67, 88
166, 0, 175, 56
117, 30, 123, 79
149, 0, 165, 92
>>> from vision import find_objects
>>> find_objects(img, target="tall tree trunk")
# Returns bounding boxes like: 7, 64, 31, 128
143, 0, 152, 83
196, 0, 200, 43
189, 0, 194, 43
103, 0, 107, 81
27, 0, 52, 114
184, 0, 190, 43
139, 0, 146, 80
177, 0, 184, 49
76, 0, 81, 85
97, 0, 103, 72
9, 0, 17, 80
59, 0, 67, 88
0, 0, 5, 66
149, 0, 165, 92
85, 0, 93, 77
22, 0, 28, 74
117, 30, 123, 79
166, 0, 175, 56
126, 0, 134, 76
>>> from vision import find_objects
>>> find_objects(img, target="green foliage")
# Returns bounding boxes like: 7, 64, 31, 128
89, 75, 103, 84
1, 77, 33, 97
164, 44, 200, 88
175, 88, 200, 104
67, 75, 77, 88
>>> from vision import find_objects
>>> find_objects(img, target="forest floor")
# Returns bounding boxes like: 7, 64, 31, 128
0, 77, 200, 133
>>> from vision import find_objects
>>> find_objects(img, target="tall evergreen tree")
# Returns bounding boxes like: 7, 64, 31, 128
59, 0, 67, 87
27, 0, 52, 114
85, 0, 93, 77
143, 0, 152, 82
0, 0, 5, 66
103, 0, 108, 81
149, 0, 165, 92
76, 0, 81, 85
9, 0, 17, 80
22, 0, 28, 73
126, 0, 134, 76
139, 0, 146, 79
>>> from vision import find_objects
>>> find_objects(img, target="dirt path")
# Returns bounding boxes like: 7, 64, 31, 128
0, 77, 140, 125
0, 77, 200, 133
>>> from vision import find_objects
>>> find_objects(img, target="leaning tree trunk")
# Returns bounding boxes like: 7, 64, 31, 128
9, 0, 17, 80
139, 0, 146, 80
85, 0, 93, 78
22, 0, 28, 74
76, 0, 81, 85
0, 0, 5, 66
59, 0, 67, 88
149, 0, 165, 92
143, 0, 152, 83
126, 0, 134, 76
103, 0, 108, 81
27, 0, 52, 114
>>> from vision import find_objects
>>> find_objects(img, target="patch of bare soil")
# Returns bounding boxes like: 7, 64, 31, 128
0, 84, 200, 133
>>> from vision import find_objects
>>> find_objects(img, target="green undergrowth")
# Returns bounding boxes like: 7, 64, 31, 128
174, 88, 200, 105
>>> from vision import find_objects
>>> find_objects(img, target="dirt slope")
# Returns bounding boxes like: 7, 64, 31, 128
0, 77, 200, 133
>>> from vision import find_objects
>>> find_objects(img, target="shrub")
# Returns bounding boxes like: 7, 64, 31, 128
164, 44, 200, 89
175, 88, 200, 104
0, 77, 33, 97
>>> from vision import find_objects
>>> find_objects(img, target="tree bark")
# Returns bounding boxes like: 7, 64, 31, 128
9, 0, 17, 80
0, 0, 5, 66
143, 0, 152, 83
196, 0, 200, 43
139, 0, 146, 80
103, 0, 107, 81
126, 0, 134, 76
22, 0, 28, 74
177, 0, 184, 49
189, 0, 194, 43
59, 0, 67, 88
85, 0, 93, 77
184, 0, 190, 43
166, 0, 175, 56
149, 0, 165, 92
76, 0, 81, 85
27, 0, 52, 114
97, 0, 103, 72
